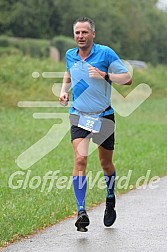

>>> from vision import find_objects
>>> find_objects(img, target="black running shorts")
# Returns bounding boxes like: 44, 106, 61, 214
70, 113, 115, 150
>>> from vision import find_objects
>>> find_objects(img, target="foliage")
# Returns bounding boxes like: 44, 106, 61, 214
0, 35, 10, 46
51, 35, 77, 60
0, 54, 65, 107
0, 0, 61, 38
0, 36, 50, 58
0, 46, 20, 56
0, 0, 167, 63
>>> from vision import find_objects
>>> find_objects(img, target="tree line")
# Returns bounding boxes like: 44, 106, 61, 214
0, 0, 167, 64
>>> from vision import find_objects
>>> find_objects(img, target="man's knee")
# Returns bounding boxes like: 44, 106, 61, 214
99, 158, 115, 175
75, 156, 87, 171
100, 158, 112, 169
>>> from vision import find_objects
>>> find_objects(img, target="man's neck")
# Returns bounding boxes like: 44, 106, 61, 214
78, 44, 93, 60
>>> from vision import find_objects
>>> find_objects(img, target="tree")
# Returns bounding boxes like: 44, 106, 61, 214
0, 0, 166, 64
0, 0, 61, 38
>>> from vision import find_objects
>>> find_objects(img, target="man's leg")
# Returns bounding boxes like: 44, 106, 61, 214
72, 137, 90, 231
98, 146, 116, 227
98, 147, 116, 198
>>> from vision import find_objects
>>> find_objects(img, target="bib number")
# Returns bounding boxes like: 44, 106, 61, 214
78, 113, 102, 133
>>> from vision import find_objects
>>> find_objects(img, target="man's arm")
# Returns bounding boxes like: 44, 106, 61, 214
88, 66, 132, 85
59, 71, 71, 106
108, 72, 132, 85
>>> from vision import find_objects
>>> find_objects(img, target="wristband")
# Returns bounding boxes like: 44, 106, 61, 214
105, 73, 110, 81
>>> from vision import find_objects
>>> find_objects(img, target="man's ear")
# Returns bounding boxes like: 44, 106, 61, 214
92, 31, 96, 38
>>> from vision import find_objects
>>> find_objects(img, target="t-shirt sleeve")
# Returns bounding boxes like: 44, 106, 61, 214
106, 47, 128, 74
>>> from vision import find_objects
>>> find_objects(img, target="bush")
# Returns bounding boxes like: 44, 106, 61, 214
0, 36, 10, 47
51, 35, 76, 60
9, 37, 50, 58
0, 46, 20, 56
0, 36, 50, 58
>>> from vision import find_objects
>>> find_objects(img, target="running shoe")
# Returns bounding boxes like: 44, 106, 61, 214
104, 196, 116, 227
75, 210, 90, 232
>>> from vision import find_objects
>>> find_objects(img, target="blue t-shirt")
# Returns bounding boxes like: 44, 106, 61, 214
66, 43, 128, 116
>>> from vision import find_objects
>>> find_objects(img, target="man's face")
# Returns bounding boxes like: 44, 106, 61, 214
73, 22, 95, 50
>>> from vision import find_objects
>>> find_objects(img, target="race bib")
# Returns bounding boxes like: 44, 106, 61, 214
78, 113, 102, 133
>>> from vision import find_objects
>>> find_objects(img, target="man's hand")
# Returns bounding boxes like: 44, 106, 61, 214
59, 71, 71, 106
88, 66, 106, 79
59, 92, 69, 106
88, 65, 132, 85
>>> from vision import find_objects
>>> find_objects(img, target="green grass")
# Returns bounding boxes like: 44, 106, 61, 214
0, 54, 167, 247
0, 53, 65, 107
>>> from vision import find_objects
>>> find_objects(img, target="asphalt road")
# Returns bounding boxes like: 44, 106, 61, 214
2, 176, 167, 252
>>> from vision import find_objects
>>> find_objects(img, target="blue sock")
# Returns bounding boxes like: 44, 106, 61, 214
104, 170, 116, 199
73, 176, 87, 212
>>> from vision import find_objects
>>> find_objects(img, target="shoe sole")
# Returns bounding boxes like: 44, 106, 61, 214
75, 214, 90, 232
